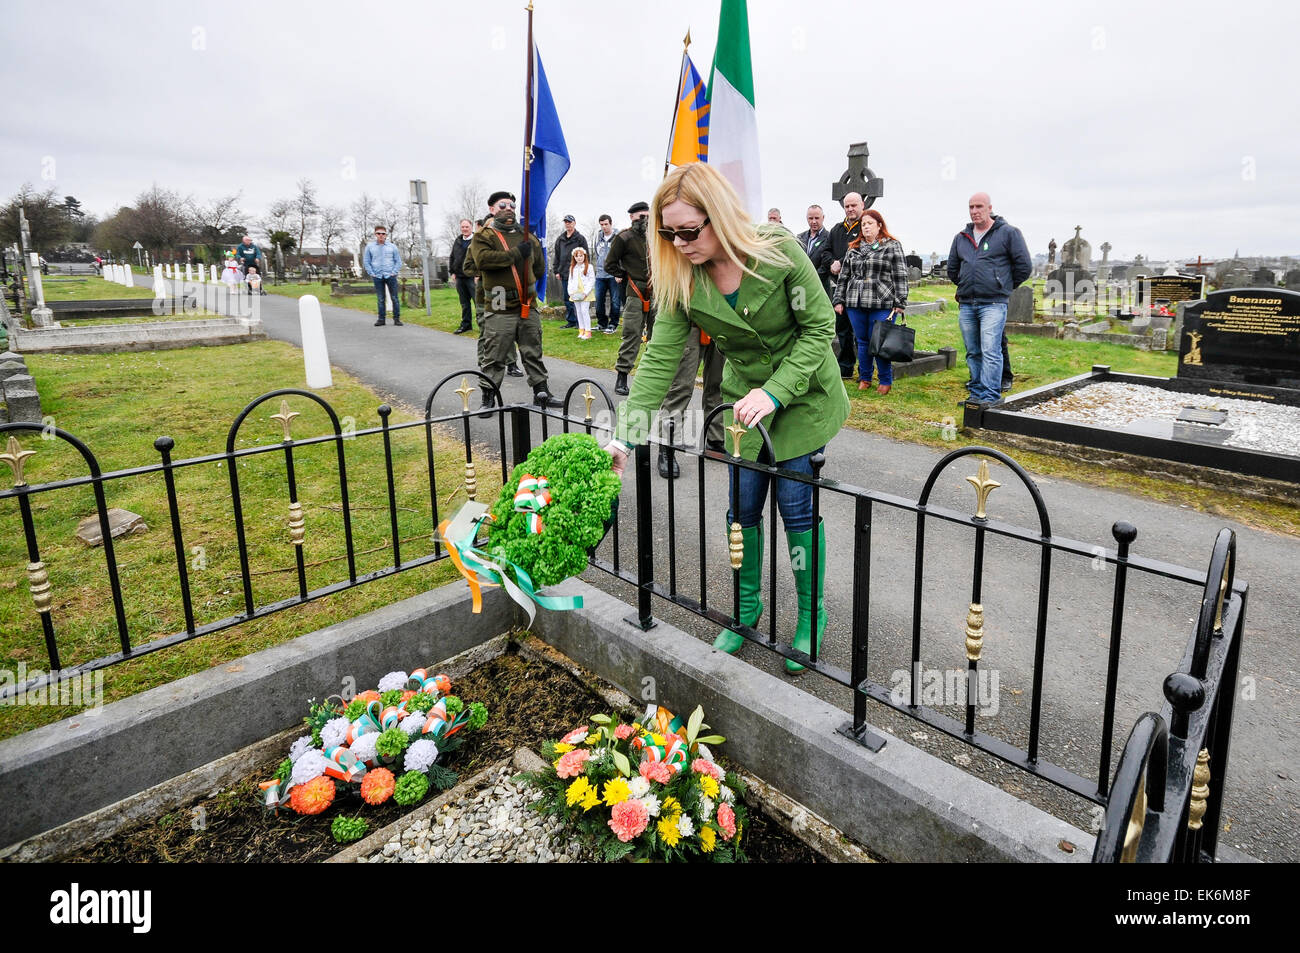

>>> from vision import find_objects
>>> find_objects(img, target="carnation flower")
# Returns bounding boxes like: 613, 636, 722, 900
361, 767, 396, 805
403, 738, 439, 773
288, 735, 315, 763
614, 723, 636, 740
349, 733, 380, 766
555, 748, 590, 779
400, 712, 427, 737
320, 717, 350, 749
377, 671, 408, 692
628, 777, 651, 798
290, 750, 330, 786
608, 798, 650, 842
717, 802, 737, 840
639, 794, 661, 818
355, 690, 381, 704
560, 727, 589, 745
289, 775, 334, 815
602, 777, 631, 806
692, 757, 723, 780
677, 814, 695, 837
639, 759, 674, 785
698, 797, 715, 821
393, 770, 430, 806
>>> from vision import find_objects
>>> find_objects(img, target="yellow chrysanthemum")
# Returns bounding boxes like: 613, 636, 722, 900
652, 733, 666, 746
581, 787, 601, 811
565, 776, 591, 806
585, 731, 601, 745
662, 795, 681, 816
699, 826, 717, 853
602, 777, 631, 806
657, 817, 681, 847
553, 743, 574, 754
699, 775, 719, 799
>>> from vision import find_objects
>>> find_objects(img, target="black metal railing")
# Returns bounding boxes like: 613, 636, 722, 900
0, 369, 1246, 861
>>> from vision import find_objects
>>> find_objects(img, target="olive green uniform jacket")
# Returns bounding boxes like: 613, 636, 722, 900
466, 221, 544, 313
616, 230, 850, 462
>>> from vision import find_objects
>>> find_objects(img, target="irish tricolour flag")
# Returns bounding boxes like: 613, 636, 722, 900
707, 0, 762, 220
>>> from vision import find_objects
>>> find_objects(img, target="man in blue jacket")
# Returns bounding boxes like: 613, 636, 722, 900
363, 225, 403, 326
947, 193, 1031, 407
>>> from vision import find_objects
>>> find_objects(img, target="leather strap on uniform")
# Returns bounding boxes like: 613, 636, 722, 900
627, 278, 650, 314
491, 228, 530, 318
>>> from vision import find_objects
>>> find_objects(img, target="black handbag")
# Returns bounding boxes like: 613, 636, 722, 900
869, 315, 915, 362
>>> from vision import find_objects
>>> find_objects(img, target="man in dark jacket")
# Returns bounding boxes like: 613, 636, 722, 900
819, 193, 863, 376
448, 218, 475, 333
605, 202, 654, 396
946, 193, 1032, 407
468, 190, 562, 409
234, 235, 263, 295
552, 215, 588, 329
796, 205, 832, 294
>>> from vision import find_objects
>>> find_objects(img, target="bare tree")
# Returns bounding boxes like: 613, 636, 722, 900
292, 178, 319, 251
440, 179, 487, 251
376, 197, 402, 248
131, 184, 191, 257
261, 198, 294, 241
350, 192, 377, 255
187, 192, 246, 258
317, 205, 347, 258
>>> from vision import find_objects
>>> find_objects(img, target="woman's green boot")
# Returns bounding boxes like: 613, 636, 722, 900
785, 520, 827, 674
713, 523, 763, 654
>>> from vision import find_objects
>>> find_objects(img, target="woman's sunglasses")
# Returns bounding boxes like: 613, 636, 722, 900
656, 217, 710, 242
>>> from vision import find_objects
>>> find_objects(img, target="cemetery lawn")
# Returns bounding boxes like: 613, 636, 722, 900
39, 275, 157, 301
0, 341, 503, 740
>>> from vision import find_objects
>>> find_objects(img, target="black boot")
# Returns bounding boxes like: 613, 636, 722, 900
533, 386, 563, 409
477, 392, 496, 418
657, 446, 679, 479
507, 363, 524, 377
454, 323, 472, 334
615, 372, 629, 396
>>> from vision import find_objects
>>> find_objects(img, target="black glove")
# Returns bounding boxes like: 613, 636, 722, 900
510, 243, 529, 265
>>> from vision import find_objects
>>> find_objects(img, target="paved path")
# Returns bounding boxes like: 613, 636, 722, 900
246, 285, 1297, 860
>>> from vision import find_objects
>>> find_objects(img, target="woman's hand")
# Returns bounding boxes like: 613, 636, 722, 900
834, 303, 843, 315
890, 307, 903, 319
603, 440, 628, 477
733, 388, 776, 429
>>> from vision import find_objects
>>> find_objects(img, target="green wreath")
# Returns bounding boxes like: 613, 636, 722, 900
484, 433, 621, 589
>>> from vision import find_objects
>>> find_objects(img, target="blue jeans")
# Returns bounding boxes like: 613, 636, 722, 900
846, 307, 894, 386
373, 275, 400, 320
594, 276, 622, 328
959, 302, 1008, 403
727, 448, 823, 534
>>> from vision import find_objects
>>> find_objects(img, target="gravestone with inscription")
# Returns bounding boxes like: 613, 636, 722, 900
1135, 274, 1205, 311
1252, 267, 1277, 286
1178, 288, 1300, 391
1007, 285, 1035, 325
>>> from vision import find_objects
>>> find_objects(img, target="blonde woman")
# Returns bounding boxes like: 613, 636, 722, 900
568, 246, 597, 339
605, 163, 849, 674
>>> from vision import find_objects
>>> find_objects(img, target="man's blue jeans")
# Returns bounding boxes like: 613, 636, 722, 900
594, 276, 622, 329
373, 275, 400, 321
959, 302, 1008, 403
727, 447, 823, 534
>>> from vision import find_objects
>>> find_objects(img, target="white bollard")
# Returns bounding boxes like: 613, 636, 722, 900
299, 295, 333, 388
210, 264, 218, 282
113, 264, 123, 284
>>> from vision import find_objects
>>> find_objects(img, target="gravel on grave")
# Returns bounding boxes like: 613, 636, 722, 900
1018, 381, 1300, 457
356, 764, 599, 863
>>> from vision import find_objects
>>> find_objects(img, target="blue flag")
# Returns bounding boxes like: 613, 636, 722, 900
524, 44, 570, 300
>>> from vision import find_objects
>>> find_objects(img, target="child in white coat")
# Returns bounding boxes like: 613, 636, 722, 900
567, 247, 597, 339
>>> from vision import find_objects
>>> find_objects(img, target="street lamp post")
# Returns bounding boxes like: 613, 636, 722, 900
410, 179, 432, 316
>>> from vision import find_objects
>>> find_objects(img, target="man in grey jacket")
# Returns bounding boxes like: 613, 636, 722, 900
947, 193, 1031, 407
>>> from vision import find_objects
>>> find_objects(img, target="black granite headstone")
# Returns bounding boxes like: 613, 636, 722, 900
1134, 274, 1204, 309
1252, 267, 1277, 286
1178, 288, 1300, 390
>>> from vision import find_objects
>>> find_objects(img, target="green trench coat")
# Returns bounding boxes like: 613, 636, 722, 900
616, 230, 851, 462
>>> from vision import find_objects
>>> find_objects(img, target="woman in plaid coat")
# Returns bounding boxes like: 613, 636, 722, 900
831, 209, 908, 393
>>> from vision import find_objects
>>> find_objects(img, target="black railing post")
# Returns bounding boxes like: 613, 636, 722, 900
510, 406, 532, 472
155, 436, 195, 634
379, 405, 401, 569
1098, 520, 1137, 796
666, 419, 677, 597
838, 494, 887, 751
624, 442, 656, 631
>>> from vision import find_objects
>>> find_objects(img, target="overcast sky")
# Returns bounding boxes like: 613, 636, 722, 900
3, 0, 1296, 264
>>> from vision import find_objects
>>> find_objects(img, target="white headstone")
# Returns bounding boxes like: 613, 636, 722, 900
210, 264, 218, 282
123, 266, 134, 287
185, 263, 193, 281
299, 295, 333, 388
154, 274, 166, 298
196, 263, 205, 282
164, 263, 171, 278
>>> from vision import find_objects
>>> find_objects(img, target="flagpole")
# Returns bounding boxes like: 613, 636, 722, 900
522, 1, 536, 240
663, 29, 691, 177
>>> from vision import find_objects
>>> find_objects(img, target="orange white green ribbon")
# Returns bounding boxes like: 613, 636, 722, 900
513, 474, 552, 534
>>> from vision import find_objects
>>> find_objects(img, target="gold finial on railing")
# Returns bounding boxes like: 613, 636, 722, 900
465, 461, 477, 501
729, 521, 744, 570
27, 561, 52, 614
965, 458, 1001, 520
454, 377, 475, 413
270, 400, 299, 441
288, 501, 305, 546
965, 603, 985, 661
1121, 772, 1148, 863
726, 422, 746, 458
1188, 749, 1211, 831
582, 383, 595, 421
0, 436, 36, 487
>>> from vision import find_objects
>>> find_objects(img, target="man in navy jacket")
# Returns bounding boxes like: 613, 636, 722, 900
947, 193, 1031, 406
